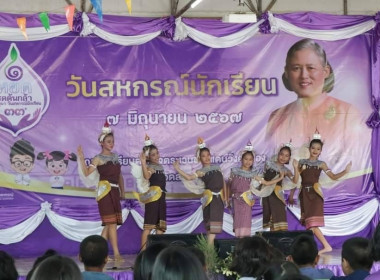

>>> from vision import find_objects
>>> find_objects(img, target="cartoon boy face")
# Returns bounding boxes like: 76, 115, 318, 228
47, 160, 68, 176
11, 154, 34, 174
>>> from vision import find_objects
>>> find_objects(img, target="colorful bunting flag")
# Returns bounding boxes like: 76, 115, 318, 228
38, 12, 50, 31
16, 17, 28, 40
126, 0, 132, 15
90, 0, 103, 22
65, 5, 75, 31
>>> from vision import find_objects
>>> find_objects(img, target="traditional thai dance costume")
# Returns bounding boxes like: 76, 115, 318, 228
199, 165, 224, 234
298, 159, 325, 229
143, 163, 167, 232
261, 160, 290, 231
96, 153, 123, 226
228, 167, 257, 236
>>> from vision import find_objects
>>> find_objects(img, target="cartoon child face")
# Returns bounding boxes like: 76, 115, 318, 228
11, 154, 34, 174
47, 160, 68, 176
285, 48, 330, 100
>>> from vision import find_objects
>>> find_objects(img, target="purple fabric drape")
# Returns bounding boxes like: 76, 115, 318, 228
366, 13, 380, 193
86, 13, 174, 36
0, 11, 379, 259
274, 11, 374, 30
324, 194, 377, 215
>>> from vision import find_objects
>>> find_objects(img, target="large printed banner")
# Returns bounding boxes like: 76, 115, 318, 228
0, 31, 373, 204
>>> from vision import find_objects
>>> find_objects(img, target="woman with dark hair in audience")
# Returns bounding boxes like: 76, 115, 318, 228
363, 223, 380, 280
264, 260, 302, 280
229, 236, 272, 279
26, 249, 58, 280
133, 242, 168, 280
30, 255, 82, 280
151, 246, 208, 280
0, 251, 18, 280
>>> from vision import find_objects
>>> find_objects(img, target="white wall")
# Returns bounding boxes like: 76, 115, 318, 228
0, 0, 379, 17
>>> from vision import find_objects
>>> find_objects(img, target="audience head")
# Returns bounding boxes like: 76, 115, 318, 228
269, 245, 286, 262
30, 255, 82, 280
134, 242, 168, 280
341, 237, 373, 275
289, 234, 318, 266
26, 249, 58, 280
230, 236, 272, 278
0, 251, 18, 280
370, 222, 380, 261
264, 260, 301, 280
188, 246, 206, 269
79, 235, 108, 269
277, 274, 312, 280
151, 246, 208, 280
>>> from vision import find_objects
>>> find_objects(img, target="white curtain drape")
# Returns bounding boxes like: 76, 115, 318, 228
0, 25, 70, 41
287, 198, 379, 236
80, 13, 161, 46
1, 199, 378, 244
267, 12, 376, 40
0, 12, 375, 45
173, 17, 265, 48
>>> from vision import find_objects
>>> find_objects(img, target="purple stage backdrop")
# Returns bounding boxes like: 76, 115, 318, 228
0, 11, 379, 257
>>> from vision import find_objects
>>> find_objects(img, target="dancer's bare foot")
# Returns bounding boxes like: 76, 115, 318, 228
114, 254, 124, 263
318, 245, 332, 254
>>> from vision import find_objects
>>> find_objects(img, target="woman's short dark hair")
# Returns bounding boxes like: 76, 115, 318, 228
151, 246, 208, 280
30, 255, 82, 280
370, 223, 380, 261
134, 242, 168, 280
0, 251, 18, 280
230, 236, 272, 278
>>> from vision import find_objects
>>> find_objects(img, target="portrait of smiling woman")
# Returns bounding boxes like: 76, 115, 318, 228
266, 38, 370, 172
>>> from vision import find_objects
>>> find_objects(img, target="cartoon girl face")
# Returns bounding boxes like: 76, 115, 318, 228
46, 160, 68, 176
11, 154, 34, 174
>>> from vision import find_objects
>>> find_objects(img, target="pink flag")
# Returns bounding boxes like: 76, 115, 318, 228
65, 5, 75, 31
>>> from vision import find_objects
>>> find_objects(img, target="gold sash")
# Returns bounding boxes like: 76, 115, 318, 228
96, 180, 112, 201
313, 183, 323, 199
240, 191, 255, 207
201, 189, 213, 209
274, 185, 286, 205
201, 189, 225, 209
133, 186, 162, 204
